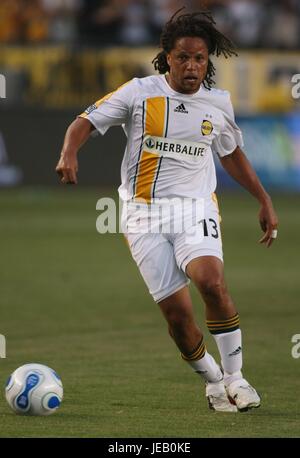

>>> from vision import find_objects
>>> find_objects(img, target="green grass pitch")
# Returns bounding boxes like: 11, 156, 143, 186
0, 188, 299, 437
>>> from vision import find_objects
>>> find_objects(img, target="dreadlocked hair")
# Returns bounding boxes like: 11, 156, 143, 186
152, 8, 237, 90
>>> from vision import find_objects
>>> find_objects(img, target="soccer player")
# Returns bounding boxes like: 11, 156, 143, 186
56, 10, 278, 412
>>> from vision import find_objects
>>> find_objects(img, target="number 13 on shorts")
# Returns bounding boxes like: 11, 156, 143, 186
185, 217, 220, 245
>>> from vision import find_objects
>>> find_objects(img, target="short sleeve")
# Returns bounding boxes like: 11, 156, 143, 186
212, 93, 244, 157
78, 79, 137, 135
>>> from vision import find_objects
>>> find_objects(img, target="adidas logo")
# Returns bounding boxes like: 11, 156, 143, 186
228, 346, 242, 357
174, 103, 188, 114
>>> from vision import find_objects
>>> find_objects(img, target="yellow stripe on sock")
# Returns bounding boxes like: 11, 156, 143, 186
206, 313, 239, 326
181, 340, 206, 361
207, 318, 240, 329
207, 314, 240, 334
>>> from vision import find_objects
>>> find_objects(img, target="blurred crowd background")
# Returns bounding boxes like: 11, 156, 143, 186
1, 0, 300, 49
0, 0, 299, 190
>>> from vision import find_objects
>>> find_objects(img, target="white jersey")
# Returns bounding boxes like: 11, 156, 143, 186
79, 75, 243, 203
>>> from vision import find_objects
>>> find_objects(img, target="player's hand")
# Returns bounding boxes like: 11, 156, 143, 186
258, 200, 278, 248
55, 152, 78, 184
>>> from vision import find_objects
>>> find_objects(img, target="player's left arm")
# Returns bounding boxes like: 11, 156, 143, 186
219, 146, 278, 247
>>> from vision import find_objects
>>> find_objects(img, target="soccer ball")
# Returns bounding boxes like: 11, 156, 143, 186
5, 363, 63, 416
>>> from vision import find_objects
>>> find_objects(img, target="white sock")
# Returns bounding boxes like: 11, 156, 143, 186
181, 338, 223, 383
213, 329, 243, 384
185, 352, 223, 383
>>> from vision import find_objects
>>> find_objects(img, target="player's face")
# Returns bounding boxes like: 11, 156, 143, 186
166, 37, 209, 94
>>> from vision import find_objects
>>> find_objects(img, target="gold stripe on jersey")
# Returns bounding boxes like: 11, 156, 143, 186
181, 339, 206, 361
134, 151, 160, 202
145, 97, 166, 137
206, 313, 240, 335
135, 97, 168, 203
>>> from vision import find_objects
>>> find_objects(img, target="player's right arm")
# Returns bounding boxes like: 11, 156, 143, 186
56, 117, 94, 184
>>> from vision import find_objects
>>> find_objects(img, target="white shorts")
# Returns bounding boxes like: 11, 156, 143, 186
123, 195, 223, 303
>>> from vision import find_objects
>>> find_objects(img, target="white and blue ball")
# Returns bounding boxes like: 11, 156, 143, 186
5, 363, 63, 415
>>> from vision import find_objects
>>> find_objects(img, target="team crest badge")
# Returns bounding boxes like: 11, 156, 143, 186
201, 120, 213, 136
